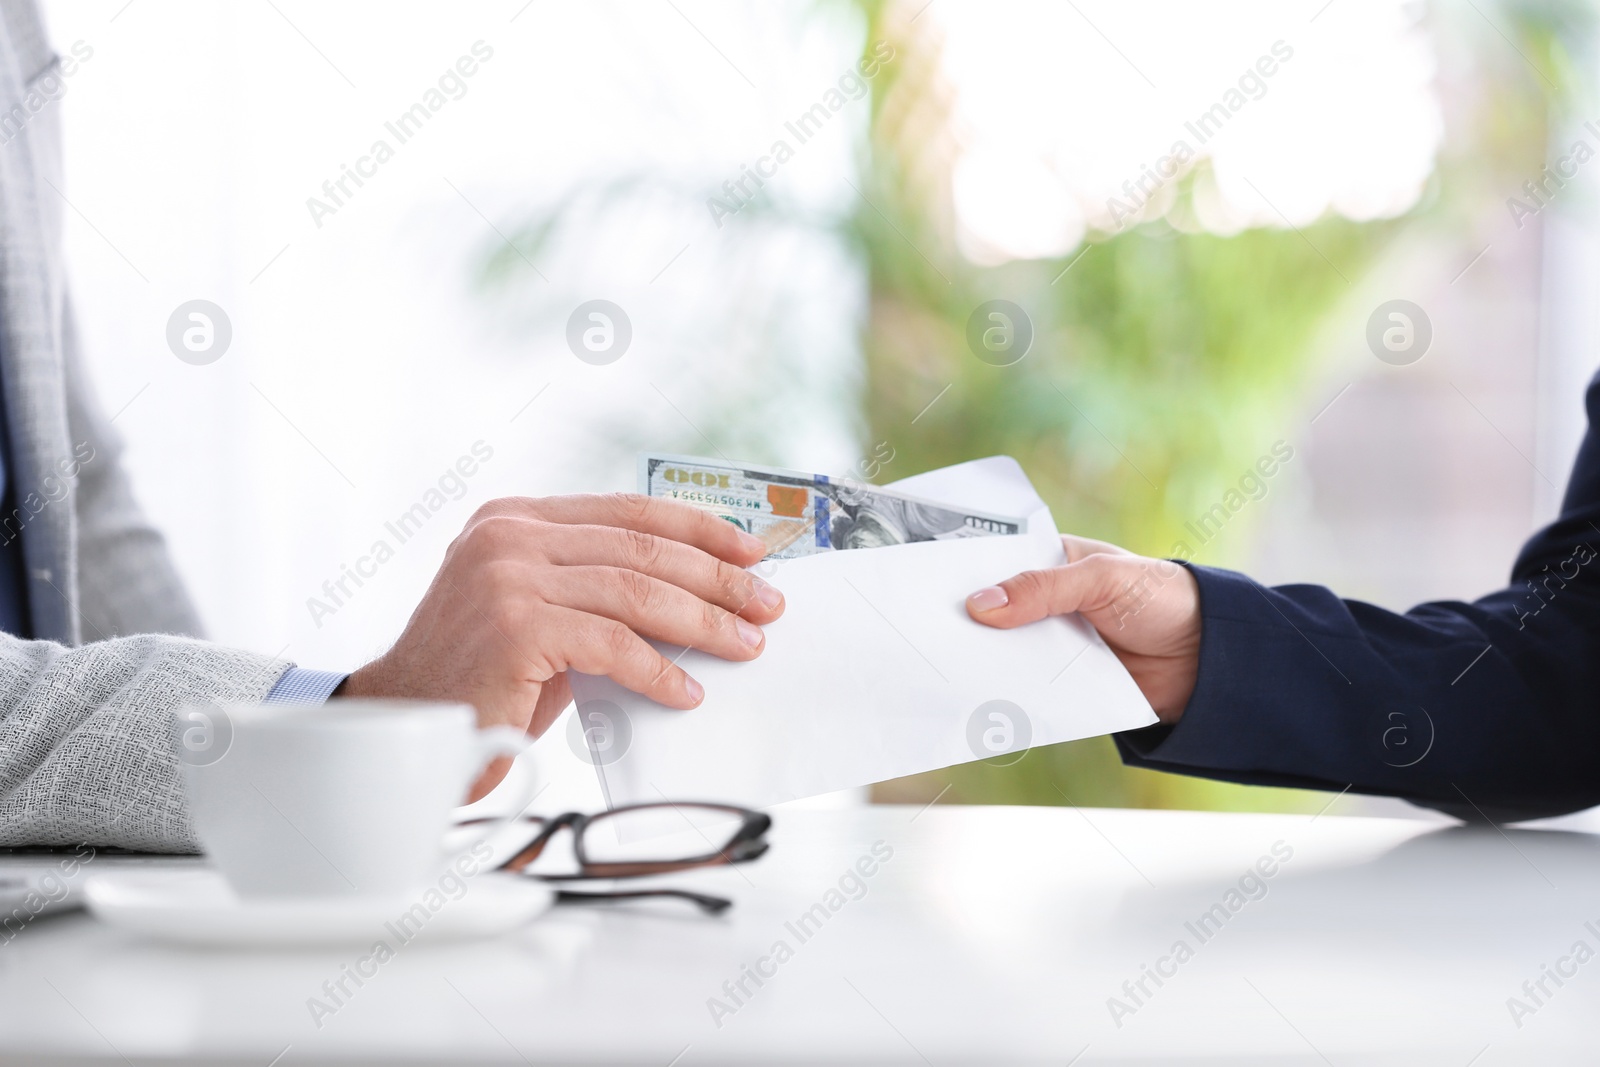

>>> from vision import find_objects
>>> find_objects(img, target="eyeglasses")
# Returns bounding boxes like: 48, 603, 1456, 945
454, 802, 771, 915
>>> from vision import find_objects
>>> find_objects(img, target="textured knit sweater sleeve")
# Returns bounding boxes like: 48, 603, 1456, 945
0, 634, 289, 850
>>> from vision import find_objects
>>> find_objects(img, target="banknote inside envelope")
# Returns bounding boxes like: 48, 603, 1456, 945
638, 452, 1026, 558
566, 454, 1157, 810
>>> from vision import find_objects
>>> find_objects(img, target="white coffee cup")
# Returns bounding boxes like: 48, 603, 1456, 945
177, 700, 528, 899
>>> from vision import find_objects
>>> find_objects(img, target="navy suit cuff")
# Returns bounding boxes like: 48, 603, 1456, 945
1113, 564, 1353, 793
1116, 563, 1249, 766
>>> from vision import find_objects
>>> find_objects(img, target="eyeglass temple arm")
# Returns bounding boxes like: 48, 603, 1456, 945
554, 888, 732, 915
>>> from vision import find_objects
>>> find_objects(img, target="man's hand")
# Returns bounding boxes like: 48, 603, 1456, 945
339, 494, 783, 794
965, 535, 1200, 722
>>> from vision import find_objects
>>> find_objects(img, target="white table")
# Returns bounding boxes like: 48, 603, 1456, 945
1, 805, 1595, 1065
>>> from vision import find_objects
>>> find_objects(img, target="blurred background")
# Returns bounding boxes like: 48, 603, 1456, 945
40, 0, 1600, 817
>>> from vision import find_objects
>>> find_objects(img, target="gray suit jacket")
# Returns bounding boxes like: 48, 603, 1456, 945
0, 1, 290, 850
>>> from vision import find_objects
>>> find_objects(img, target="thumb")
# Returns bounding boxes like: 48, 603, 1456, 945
966, 554, 1128, 629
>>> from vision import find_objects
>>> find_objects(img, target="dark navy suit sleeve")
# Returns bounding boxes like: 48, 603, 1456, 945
1116, 371, 1600, 822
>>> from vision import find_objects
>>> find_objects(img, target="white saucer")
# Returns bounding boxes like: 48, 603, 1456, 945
84, 870, 554, 947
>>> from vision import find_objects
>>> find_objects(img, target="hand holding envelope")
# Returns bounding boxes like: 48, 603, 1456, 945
567, 456, 1157, 809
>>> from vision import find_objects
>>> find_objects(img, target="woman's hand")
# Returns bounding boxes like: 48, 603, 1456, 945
965, 535, 1201, 722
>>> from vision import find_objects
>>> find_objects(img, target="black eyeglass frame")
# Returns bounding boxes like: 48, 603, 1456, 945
454, 802, 771, 913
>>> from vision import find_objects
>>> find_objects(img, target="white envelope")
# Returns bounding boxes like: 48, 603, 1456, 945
567, 457, 1157, 809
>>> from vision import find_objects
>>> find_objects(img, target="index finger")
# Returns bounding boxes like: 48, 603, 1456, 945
515, 493, 768, 566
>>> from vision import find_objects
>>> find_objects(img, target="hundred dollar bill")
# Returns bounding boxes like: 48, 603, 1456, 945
639, 452, 1025, 559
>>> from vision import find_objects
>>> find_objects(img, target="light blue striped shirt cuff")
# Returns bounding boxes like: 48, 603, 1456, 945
263, 667, 349, 705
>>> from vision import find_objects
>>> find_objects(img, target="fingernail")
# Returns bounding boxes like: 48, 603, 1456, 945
738, 531, 767, 556
736, 618, 764, 648
684, 675, 704, 704
753, 578, 783, 610
967, 586, 1009, 612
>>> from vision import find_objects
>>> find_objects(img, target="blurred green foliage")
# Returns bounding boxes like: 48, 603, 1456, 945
490, 0, 1587, 812
845, 0, 1577, 810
